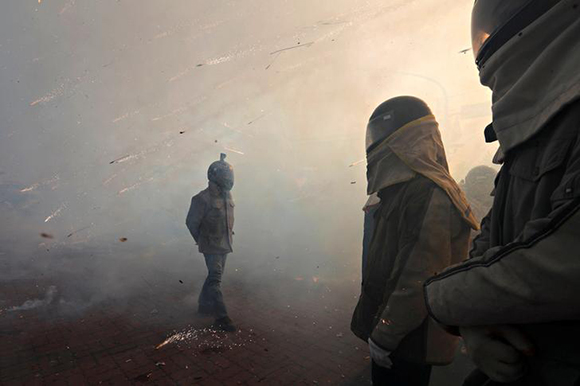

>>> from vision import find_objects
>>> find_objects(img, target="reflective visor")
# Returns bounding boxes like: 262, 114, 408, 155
471, 0, 531, 60
365, 110, 398, 153
472, 0, 562, 68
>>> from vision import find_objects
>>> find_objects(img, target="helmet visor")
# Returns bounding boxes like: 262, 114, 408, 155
471, 0, 531, 61
365, 110, 398, 153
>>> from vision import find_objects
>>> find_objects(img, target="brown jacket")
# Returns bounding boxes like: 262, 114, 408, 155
186, 182, 234, 255
351, 175, 471, 365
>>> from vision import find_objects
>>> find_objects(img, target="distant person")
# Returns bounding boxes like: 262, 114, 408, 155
461, 165, 496, 223
362, 192, 380, 276
186, 153, 236, 332
351, 96, 478, 386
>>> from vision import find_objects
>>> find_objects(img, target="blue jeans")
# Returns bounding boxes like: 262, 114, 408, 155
199, 254, 229, 319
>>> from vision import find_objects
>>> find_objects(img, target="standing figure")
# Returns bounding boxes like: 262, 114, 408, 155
425, 1, 580, 385
186, 153, 236, 332
351, 96, 478, 386
461, 165, 496, 225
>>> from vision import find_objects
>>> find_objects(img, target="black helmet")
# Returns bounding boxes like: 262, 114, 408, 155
366, 96, 432, 153
471, 0, 562, 70
208, 153, 234, 191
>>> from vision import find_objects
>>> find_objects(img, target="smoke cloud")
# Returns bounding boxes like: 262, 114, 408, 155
1, 0, 496, 316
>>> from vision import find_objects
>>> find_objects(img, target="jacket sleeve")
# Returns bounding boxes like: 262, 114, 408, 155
185, 195, 206, 243
425, 136, 580, 326
371, 188, 464, 351
469, 210, 492, 259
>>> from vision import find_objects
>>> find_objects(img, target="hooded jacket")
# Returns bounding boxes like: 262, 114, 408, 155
186, 181, 234, 255
425, 1, 580, 383
351, 116, 474, 365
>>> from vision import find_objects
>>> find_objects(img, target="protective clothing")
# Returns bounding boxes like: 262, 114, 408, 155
362, 193, 381, 275
368, 338, 393, 369
186, 181, 234, 254
459, 326, 533, 384
352, 102, 474, 366
425, 100, 580, 385
366, 112, 479, 230
208, 153, 234, 191
471, 0, 561, 68
476, 0, 580, 153
365, 96, 432, 153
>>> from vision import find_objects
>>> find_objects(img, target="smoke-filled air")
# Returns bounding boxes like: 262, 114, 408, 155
0, 1, 498, 385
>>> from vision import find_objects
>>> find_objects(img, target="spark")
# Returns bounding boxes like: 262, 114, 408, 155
224, 146, 245, 155
103, 173, 118, 185
112, 110, 140, 123
109, 154, 135, 165
20, 183, 39, 193
270, 42, 314, 55
44, 204, 65, 223
59, 0, 76, 15
67, 225, 92, 238
348, 159, 365, 167
117, 183, 140, 195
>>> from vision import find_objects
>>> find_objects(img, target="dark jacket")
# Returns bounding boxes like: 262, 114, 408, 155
351, 175, 471, 365
186, 182, 234, 255
425, 100, 580, 385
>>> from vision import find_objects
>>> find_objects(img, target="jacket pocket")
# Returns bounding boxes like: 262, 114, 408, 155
509, 138, 572, 182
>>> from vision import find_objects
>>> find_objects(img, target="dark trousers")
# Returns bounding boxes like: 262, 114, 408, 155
372, 359, 432, 386
198, 254, 228, 319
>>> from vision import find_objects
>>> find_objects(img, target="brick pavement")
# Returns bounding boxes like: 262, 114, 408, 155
0, 267, 472, 385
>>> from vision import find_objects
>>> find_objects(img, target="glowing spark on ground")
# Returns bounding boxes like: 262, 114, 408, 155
156, 326, 250, 352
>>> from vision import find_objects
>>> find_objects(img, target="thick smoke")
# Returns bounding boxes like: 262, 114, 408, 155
0, 0, 495, 316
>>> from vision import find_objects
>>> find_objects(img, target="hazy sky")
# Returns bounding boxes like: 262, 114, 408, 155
0, 0, 497, 283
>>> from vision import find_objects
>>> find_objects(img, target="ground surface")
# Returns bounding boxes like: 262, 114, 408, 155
0, 267, 472, 386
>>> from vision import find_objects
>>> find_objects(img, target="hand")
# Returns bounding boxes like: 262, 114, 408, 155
368, 338, 393, 369
460, 325, 535, 383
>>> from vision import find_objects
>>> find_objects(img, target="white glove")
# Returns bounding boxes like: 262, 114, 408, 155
368, 338, 393, 369
460, 325, 535, 383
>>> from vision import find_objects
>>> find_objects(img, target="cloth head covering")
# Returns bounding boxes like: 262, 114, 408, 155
367, 115, 479, 230
479, 0, 580, 152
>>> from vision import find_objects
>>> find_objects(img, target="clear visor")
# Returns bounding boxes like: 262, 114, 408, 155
471, 0, 531, 59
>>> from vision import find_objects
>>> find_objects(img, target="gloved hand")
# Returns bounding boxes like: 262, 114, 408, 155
368, 338, 393, 369
460, 325, 535, 383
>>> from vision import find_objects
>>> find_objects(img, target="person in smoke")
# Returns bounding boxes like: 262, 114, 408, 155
424, 1, 580, 385
186, 153, 236, 332
460, 165, 496, 224
350, 96, 479, 386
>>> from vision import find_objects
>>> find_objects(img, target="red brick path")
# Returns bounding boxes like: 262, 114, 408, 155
0, 271, 374, 386
0, 267, 472, 386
